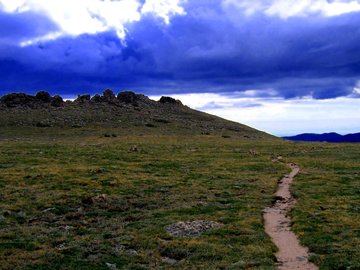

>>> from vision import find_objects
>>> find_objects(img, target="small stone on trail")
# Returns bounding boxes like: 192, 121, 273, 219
296, 256, 307, 261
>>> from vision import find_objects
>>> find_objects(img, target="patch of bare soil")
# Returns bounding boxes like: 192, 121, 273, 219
263, 163, 318, 270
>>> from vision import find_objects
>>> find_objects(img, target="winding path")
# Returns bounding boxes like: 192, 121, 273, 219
263, 163, 318, 270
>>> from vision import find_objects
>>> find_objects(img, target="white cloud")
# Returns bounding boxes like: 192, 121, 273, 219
20, 32, 63, 47
0, 0, 185, 45
150, 92, 360, 136
353, 81, 360, 94
223, 0, 360, 18
141, 0, 185, 24
0, 0, 27, 12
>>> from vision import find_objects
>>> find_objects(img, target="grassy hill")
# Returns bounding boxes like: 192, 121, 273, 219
0, 90, 359, 269
0, 90, 271, 140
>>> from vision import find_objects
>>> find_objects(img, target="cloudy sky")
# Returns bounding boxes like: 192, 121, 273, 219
0, 0, 360, 135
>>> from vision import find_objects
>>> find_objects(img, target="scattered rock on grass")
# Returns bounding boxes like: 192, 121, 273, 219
42, 207, 55, 213
166, 220, 223, 237
114, 244, 138, 256
248, 149, 258, 155
162, 257, 178, 265
129, 145, 138, 152
229, 260, 246, 269
105, 262, 117, 270
94, 194, 109, 203
127, 249, 138, 256
16, 211, 26, 218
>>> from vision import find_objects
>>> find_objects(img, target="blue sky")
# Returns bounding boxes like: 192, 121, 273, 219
0, 0, 360, 135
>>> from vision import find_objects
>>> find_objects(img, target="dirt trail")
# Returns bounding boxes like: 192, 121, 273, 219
263, 163, 318, 270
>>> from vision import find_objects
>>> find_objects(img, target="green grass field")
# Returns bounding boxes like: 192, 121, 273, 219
0, 128, 359, 269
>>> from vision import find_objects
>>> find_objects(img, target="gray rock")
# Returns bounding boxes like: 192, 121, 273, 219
105, 262, 117, 270
16, 211, 26, 218
162, 257, 178, 265
42, 207, 55, 213
127, 249, 138, 256
296, 256, 307, 262
228, 260, 246, 268
56, 243, 66, 250
115, 244, 126, 253
166, 220, 223, 237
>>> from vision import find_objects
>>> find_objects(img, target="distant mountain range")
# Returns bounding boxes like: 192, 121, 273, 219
283, 132, 360, 143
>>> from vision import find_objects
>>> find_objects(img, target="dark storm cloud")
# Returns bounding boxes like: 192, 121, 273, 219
0, 1, 360, 99
0, 11, 58, 44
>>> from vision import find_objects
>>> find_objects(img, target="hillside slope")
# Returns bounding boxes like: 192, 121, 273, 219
0, 90, 273, 139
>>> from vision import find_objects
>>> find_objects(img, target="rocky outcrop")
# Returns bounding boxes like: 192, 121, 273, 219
0, 91, 63, 108
0, 90, 186, 109
159, 96, 182, 105
0, 89, 268, 141
86, 90, 117, 104
0, 93, 36, 107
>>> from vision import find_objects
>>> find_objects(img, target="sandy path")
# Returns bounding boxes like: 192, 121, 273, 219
263, 163, 318, 270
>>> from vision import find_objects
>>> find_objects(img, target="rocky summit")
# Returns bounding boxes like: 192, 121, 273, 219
0, 89, 270, 139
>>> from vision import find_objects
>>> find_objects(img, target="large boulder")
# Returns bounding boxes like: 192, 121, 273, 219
35, 91, 51, 102
159, 96, 182, 105
74, 94, 91, 103
90, 94, 102, 103
117, 91, 138, 105
89, 90, 117, 103
51, 95, 64, 107
103, 89, 116, 102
